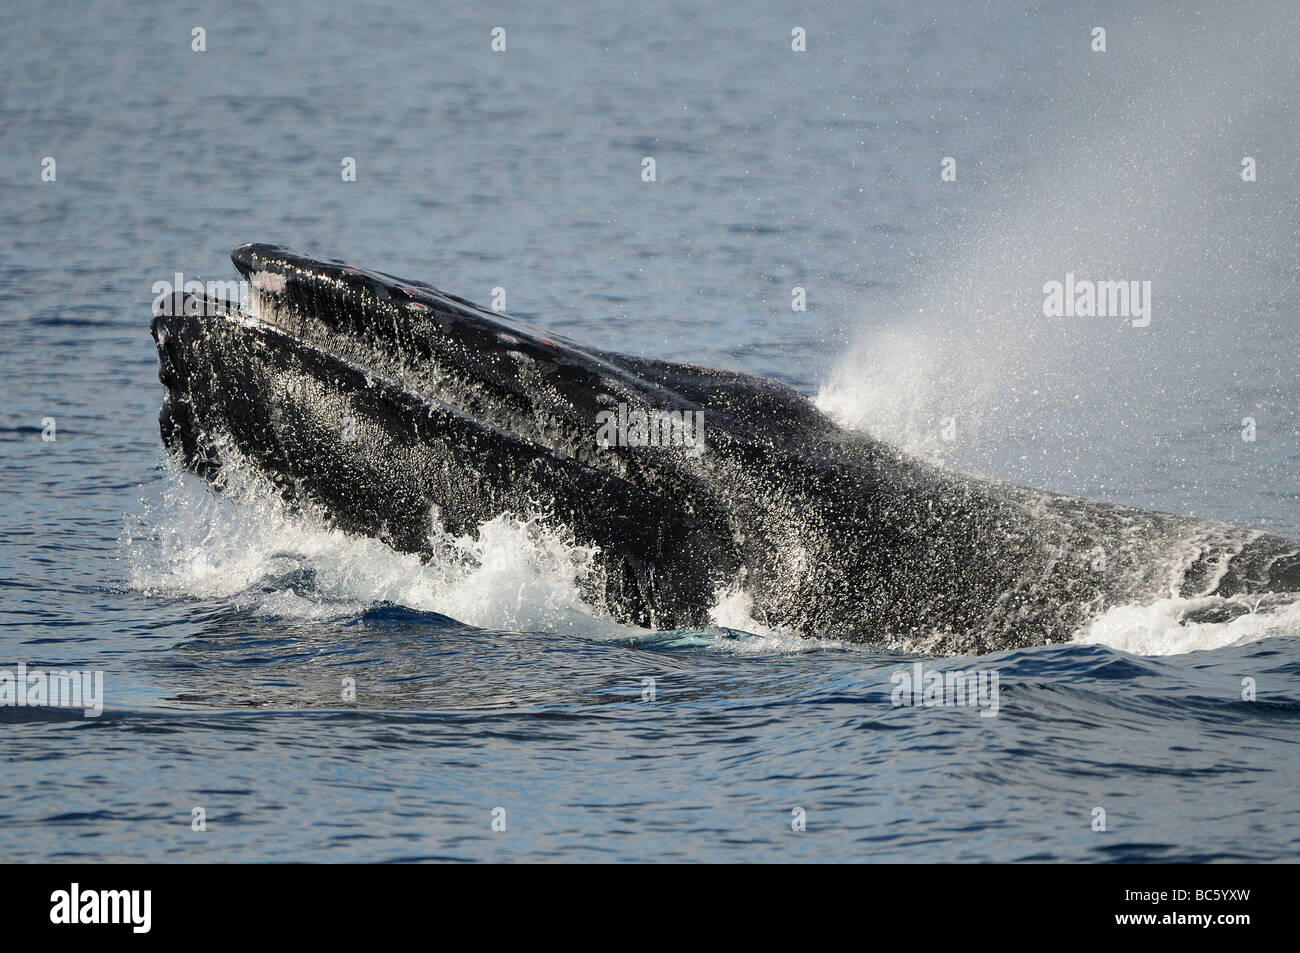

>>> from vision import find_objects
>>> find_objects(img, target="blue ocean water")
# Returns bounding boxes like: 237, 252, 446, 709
2, 0, 1299, 862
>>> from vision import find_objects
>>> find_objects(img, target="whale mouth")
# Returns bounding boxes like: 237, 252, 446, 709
243, 274, 297, 333
149, 245, 737, 630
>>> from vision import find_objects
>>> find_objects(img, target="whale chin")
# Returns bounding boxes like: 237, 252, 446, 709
150, 245, 1300, 652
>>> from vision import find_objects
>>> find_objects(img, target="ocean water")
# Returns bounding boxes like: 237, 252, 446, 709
2, 0, 1299, 862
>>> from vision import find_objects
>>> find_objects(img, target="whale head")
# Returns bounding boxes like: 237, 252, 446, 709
151, 244, 833, 629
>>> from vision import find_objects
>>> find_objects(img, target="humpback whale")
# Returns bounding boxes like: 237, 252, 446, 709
150, 244, 1300, 653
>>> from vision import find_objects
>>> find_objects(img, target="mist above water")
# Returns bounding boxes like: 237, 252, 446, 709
816, 4, 1300, 520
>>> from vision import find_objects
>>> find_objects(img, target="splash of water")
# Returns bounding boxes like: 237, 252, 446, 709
812, 6, 1300, 656
122, 459, 847, 653
122, 461, 637, 638
1077, 595, 1300, 656
816, 6, 1300, 468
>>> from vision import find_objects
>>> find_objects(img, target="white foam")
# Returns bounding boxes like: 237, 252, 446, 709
707, 586, 853, 655
125, 460, 853, 654
128, 463, 1299, 658
123, 456, 873, 654
1075, 595, 1300, 656
122, 462, 642, 639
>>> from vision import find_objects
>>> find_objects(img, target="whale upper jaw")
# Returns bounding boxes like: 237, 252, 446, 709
220, 243, 727, 474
